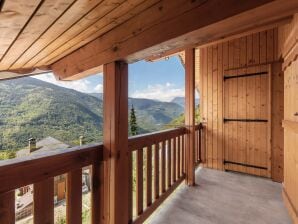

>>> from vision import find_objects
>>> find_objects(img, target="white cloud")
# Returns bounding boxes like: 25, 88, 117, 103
131, 83, 184, 102
33, 73, 103, 93
94, 84, 103, 93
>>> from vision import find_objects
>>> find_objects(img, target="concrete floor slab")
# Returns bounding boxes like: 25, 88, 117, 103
148, 168, 291, 224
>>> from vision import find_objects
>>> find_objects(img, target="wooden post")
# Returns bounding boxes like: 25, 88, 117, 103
103, 61, 128, 224
0, 191, 15, 224
67, 169, 82, 224
185, 48, 196, 186
34, 178, 54, 224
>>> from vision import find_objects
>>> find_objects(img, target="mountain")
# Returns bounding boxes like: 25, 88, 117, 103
0, 78, 183, 150
89, 93, 184, 133
166, 106, 201, 129
128, 98, 183, 132
171, 96, 200, 107
0, 78, 103, 150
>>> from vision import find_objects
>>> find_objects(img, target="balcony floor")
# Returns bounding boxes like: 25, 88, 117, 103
148, 167, 291, 224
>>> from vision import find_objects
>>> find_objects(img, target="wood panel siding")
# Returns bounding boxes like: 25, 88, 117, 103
279, 14, 298, 223
198, 28, 284, 179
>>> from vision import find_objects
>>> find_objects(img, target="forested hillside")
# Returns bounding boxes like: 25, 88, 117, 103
0, 78, 183, 151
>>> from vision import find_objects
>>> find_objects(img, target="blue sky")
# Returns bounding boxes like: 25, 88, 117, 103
35, 56, 185, 102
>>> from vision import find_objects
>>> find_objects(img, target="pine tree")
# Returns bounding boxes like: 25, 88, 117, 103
129, 105, 138, 136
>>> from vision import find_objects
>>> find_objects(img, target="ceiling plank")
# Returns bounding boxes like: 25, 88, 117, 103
8, 0, 104, 70
0, 0, 74, 70
0, 0, 42, 59
52, 0, 286, 80
33, 0, 159, 68
23, 0, 132, 68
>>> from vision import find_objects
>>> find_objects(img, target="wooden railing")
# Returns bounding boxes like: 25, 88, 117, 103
195, 123, 205, 165
0, 124, 205, 224
128, 127, 187, 224
0, 143, 103, 224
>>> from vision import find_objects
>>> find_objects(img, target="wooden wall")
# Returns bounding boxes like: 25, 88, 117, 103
279, 14, 298, 223
197, 28, 284, 181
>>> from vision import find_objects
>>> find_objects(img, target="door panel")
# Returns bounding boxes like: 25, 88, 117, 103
223, 66, 270, 177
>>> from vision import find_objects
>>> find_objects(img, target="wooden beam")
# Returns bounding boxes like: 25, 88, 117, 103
103, 61, 128, 224
0, 67, 50, 81
51, 0, 290, 80
145, 16, 292, 63
185, 48, 195, 186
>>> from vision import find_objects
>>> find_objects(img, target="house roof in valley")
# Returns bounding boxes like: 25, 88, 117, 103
16, 136, 70, 158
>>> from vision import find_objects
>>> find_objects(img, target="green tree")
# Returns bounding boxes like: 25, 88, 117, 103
129, 105, 138, 136
0, 150, 16, 160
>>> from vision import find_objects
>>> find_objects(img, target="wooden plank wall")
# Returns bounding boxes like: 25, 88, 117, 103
198, 28, 284, 180
279, 14, 298, 223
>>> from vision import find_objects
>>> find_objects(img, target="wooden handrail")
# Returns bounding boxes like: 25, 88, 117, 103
0, 125, 204, 224
0, 143, 103, 194
128, 127, 186, 150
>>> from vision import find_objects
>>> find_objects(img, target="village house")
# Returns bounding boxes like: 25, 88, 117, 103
15, 137, 91, 221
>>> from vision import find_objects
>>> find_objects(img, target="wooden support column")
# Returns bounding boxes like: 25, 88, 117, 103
185, 48, 196, 186
103, 61, 128, 224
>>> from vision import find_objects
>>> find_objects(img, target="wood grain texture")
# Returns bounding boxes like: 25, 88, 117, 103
0, 191, 15, 224
0, 144, 102, 194
103, 61, 129, 224
0, 0, 74, 70
199, 29, 279, 178
0, 0, 41, 59
146, 145, 152, 206
67, 169, 82, 224
34, 178, 54, 224
280, 14, 298, 222
185, 48, 196, 186
37, 0, 159, 67
52, 0, 285, 80
91, 162, 104, 224
9, 0, 104, 70
271, 62, 284, 182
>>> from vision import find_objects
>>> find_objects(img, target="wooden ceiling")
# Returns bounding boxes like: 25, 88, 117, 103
0, 0, 159, 75
0, 0, 298, 81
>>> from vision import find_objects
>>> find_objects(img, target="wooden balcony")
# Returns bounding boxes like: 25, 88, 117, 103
0, 125, 204, 224
149, 167, 291, 224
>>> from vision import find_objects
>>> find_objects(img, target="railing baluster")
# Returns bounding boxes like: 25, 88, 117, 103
172, 137, 177, 182
182, 135, 185, 174
194, 130, 199, 164
136, 149, 143, 215
146, 146, 152, 207
128, 151, 133, 223
0, 191, 15, 224
199, 126, 202, 162
67, 169, 82, 224
34, 178, 54, 224
178, 136, 181, 178
91, 162, 103, 224
161, 141, 166, 193
154, 143, 160, 199
167, 139, 172, 188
